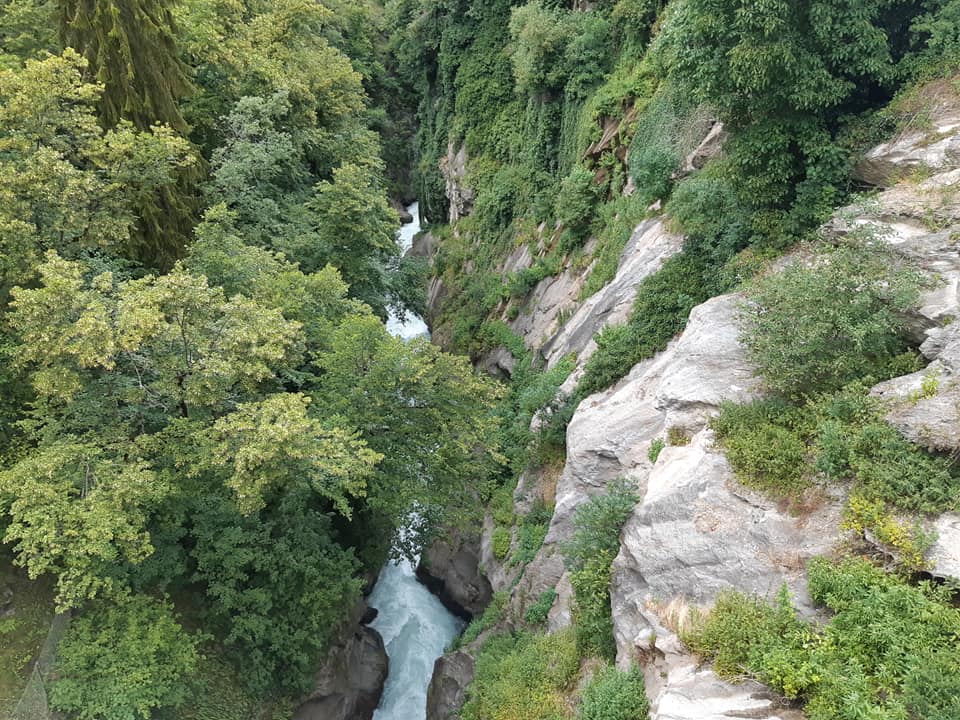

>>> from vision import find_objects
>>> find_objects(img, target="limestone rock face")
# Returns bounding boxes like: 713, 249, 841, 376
610, 432, 842, 660
417, 529, 493, 619
510, 294, 763, 624
294, 621, 388, 720
854, 113, 960, 186
542, 219, 683, 368
440, 143, 474, 222
928, 513, 960, 582
426, 650, 475, 720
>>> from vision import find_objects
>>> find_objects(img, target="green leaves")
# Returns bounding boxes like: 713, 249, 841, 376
50, 593, 202, 720
741, 236, 921, 398
0, 443, 168, 609
208, 393, 379, 515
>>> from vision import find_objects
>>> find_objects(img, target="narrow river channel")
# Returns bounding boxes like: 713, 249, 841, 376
368, 203, 465, 719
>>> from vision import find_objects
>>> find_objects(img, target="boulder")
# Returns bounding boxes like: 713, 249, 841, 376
417, 529, 493, 620
294, 622, 388, 720
426, 650, 475, 720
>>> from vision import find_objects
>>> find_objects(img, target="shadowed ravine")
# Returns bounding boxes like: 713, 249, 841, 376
369, 204, 465, 719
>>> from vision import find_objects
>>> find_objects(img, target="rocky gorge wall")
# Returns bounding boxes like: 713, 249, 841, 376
421, 87, 960, 720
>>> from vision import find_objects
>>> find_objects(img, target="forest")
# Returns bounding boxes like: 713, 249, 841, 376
0, 1, 505, 717
1, 0, 960, 719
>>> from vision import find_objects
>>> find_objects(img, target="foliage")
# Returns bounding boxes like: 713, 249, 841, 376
50, 593, 202, 720
841, 495, 934, 571
741, 237, 922, 398
647, 439, 665, 464
711, 401, 810, 498
457, 592, 509, 650
556, 165, 600, 247
492, 527, 512, 561
685, 558, 960, 720
578, 665, 650, 720
563, 480, 639, 660
511, 504, 553, 567
461, 629, 580, 720
665, 426, 690, 446
524, 589, 558, 625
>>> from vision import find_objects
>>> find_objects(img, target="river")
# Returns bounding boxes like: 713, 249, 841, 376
369, 202, 465, 720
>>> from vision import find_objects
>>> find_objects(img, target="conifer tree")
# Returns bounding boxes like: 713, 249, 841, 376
59, 0, 200, 268
59, 0, 191, 132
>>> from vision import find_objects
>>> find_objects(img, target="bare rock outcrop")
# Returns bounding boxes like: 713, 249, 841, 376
541, 219, 683, 368
440, 143, 474, 223
511, 294, 763, 624
426, 650, 475, 720
295, 610, 388, 720
417, 529, 493, 619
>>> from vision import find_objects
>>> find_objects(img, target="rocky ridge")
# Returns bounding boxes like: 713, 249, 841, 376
424, 88, 960, 720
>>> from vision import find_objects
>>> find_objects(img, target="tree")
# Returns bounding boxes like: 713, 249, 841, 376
301, 163, 400, 317
0, 52, 193, 290
206, 393, 380, 515
50, 593, 201, 720
190, 493, 362, 692
59, 0, 191, 132
313, 313, 502, 550
0, 443, 168, 609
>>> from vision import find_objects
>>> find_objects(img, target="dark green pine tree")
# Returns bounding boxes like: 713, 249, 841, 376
59, 0, 202, 268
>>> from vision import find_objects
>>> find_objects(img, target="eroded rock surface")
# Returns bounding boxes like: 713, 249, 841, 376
417, 529, 493, 619
542, 219, 683, 368
295, 616, 388, 720
426, 650, 476, 720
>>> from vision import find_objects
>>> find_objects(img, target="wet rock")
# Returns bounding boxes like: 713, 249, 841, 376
294, 619, 388, 720
392, 199, 414, 225
417, 529, 493, 620
426, 650, 475, 720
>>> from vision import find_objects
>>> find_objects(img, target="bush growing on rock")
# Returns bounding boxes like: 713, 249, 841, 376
461, 629, 580, 720
578, 664, 650, 720
683, 557, 960, 720
563, 480, 639, 660
741, 239, 922, 398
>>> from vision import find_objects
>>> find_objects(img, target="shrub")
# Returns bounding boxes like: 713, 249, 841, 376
563, 480, 639, 659
461, 629, 580, 720
647, 438, 665, 463
684, 558, 960, 720
578, 664, 650, 720
556, 165, 601, 247
457, 592, 509, 649
841, 495, 935, 571
711, 400, 811, 498
492, 527, 512, 560
741, 239, 922, 398
524, 589, 558, 625
511, 503, 553, 567
666, 425, 690, 446
51, 594, 202, 720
